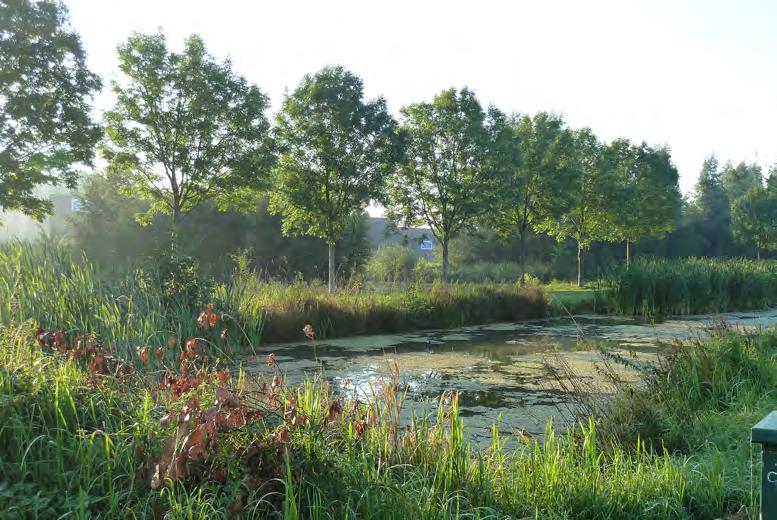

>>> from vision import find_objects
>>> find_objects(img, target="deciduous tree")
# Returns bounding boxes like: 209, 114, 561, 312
387, 88, 500, 282
102, 33, 272, 244
534, 128, 614, 286
0, 0, 101, 220
490, 112, 574, 285
609, 140, 681, 265
269, 66, 400, 292
731, 180, 777, 259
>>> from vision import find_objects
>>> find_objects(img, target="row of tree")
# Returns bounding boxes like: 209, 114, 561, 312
7, 1, 760, 291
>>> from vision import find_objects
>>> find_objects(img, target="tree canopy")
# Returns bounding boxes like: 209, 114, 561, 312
534, 128, 614, 285
691, 155, 732, 257
731, 178, 777, 259
102, 33, 273, 234
608, 140, 681, 265
269, 66, 400, 292
0, 0, 101, 221
386, 87, 501, 281
489, 112, 574, 285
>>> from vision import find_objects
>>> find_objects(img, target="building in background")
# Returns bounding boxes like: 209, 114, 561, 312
0, 188, 80, 242
367, 217, 437, 259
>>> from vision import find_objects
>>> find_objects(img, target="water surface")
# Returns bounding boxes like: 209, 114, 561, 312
243, 309, 777, 443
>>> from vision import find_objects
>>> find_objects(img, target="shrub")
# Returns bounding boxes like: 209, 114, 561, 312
365, 245, 418, 283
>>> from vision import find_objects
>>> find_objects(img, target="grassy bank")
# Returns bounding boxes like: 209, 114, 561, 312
227, 272, 547, 343
604, 257, 777, 317
1, 318, 767, 518
0, 242, 550, 352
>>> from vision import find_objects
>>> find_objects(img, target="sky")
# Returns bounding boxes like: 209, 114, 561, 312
63, 0, 777, 197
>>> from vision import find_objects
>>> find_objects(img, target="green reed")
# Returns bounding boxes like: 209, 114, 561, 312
603, 257, 777, 317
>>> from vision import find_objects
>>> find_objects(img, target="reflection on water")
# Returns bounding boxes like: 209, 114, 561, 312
242, 309, 777, 444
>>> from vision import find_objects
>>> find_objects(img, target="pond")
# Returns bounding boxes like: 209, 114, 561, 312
242, 309, 777, 444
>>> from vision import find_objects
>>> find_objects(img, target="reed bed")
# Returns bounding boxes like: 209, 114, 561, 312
603, 257, 777, 317
0, 242, 549, 353
225, 274, 548, 343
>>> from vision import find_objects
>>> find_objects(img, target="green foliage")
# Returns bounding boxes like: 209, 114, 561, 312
154, 253, 213, 313
490, 112, 574, 284
604, 257, 777, 316
0, 240, 266, 356
608, 140, 682, 262
448, 261, 525, 283
605, 327, 777, 461
0, 0, 101, 220
731, 180, 777, 257
226, 276, 548, 343
535, 128, 616, 285
690, 155, 733, 257
365, 244, 418, 283
387, 88, 502, 281
70, 175, 373, 282
102, 32, 272, 226
721, 160, 763, 202
71, 171, 163, 265
270, 66, 400, 291
0, 316, 766, 517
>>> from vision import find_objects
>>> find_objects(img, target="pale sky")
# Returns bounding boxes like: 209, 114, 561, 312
64, 0, 777, 195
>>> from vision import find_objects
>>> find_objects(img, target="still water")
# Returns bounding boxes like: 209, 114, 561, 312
243, 309, 777, 443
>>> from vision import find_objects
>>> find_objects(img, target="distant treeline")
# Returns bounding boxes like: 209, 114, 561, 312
3, 1, 774, 290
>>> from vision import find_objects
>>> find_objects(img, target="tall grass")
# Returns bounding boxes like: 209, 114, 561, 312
0, 242, 549, 351
0, 318, 762, 518
603, 257, 777, 317
0, 241, 170, 345
223, 271, 548, 343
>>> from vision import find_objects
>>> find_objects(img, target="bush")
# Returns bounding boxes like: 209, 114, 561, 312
365, 245, 419, 283
449, 261, 538, 283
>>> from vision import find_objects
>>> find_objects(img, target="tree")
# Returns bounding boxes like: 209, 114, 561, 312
102, 33, 272, 244
721, 161, 762, 202
691, 155, 732, 257
490, 112, 574, 285
0, 0, 101, 220
609, 140, 681, 265
731, 182, 777, 259
269, 66, 400, 292
534, 128, 613, 286
386, 87, 500, 282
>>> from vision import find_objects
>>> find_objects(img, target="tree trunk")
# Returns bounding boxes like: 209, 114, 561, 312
625, 239, 631, 268
757, 248, 761, 261
328, 243, 336, 293
519, 230, 527, 287
577, 243, 584, 287
441, 240, 449, 283
170, 206, 181, 257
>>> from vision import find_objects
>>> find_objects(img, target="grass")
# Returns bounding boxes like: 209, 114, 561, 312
547, 288, 601, 315
603, 257, 777, 317
1, 310, 771, 517
2, 241, 775, 516
227, 272, 548, 343
0, 242, 550, 353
